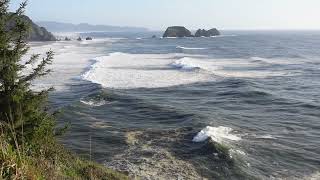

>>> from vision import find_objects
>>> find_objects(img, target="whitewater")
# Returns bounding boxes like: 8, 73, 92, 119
29, 31, 320, 179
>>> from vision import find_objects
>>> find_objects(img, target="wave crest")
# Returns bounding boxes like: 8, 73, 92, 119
176, 46, 208, 50
193, 126, 241, 143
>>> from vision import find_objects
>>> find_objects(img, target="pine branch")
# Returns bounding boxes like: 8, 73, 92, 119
25, 54, 40, 65
21, 51, 54, 83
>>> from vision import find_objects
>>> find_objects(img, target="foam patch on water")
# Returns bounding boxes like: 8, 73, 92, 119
193, 126, 241, 143
255, 134, 276, 140
82, 53, 291, 89
80, 38, 119, 45
304, 171, 320, 180
82, 53, 214, 89
176, 46, 208, 50
170, 58, 209, 71
80, 99, 107, 107
250, 56, 309, 65
24, 39, 117, 92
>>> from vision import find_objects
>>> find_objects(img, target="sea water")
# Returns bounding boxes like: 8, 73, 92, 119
28, 31, 320, 179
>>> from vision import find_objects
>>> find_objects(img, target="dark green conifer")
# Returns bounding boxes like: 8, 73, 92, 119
0, 0, 55, 147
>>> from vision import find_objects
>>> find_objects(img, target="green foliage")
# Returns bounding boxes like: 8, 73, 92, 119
0, 1, 127, 179
0, 0, 54, 145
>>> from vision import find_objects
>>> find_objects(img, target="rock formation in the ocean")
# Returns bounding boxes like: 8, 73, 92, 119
6, 14, 56, 41
163, 26, 193, 38
86, 37, 93, 40
77, 37, 82, 41
163, 26, 220, 38
195, 28, 220, 37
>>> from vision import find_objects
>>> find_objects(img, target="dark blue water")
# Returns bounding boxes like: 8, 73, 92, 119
50, 31, 320, 179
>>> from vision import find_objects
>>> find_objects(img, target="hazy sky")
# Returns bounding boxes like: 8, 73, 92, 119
9, 0, 320, 30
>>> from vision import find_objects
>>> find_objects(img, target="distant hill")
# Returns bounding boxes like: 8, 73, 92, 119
37, 21, 149, 32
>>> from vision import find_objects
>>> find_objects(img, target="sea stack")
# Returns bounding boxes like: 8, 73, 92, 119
64, 37, 71, 41
163, 26, 193, 38
195, 28, 220, 37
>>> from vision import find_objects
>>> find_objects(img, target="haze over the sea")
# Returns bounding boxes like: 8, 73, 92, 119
10, 0, 320, 30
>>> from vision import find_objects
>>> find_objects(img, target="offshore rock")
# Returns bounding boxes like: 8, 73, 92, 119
195, 28, 220, 37
163, 26, 193, 38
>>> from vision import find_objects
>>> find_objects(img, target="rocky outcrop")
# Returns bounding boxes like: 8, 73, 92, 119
6, 14, 56, 41
195, 28, 220, 37
163, 26, 193, 38
163, 26, 220, 38
21, 15, 56, 41
86, 37, 93, 40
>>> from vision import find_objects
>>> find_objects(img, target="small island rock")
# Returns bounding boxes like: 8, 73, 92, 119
195, 28, 220, 37
86, 37, 93, 40
163, 26, 192, 38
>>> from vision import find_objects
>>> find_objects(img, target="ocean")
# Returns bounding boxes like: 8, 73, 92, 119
28, 31, 320, 179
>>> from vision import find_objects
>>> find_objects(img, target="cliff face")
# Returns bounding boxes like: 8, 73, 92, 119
7, 14, 56, 41
22, 16, 56, 41
163, 26, 193, 38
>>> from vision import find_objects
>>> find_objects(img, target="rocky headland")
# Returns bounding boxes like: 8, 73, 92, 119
21, 15, 57, 41
6, 14, 56, 41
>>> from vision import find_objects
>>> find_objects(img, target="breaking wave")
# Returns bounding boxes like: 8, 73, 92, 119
81, 53, 294, 89
176, 46, 208, 50
193, 126, 241, 143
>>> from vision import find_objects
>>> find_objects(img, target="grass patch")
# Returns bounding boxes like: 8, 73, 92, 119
0, 135, 127, 180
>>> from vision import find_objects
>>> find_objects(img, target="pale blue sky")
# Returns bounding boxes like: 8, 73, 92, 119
10, 0, 320, 30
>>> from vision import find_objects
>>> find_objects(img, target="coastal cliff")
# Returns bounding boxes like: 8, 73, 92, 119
22, 15, 57, 41
7, 14, 56, 41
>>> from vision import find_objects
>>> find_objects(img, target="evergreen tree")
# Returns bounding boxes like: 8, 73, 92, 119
0, 1, 127, 179
0, 0, 55, 147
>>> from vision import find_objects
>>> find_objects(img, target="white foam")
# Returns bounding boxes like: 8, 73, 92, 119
170, 59, 207, 71
176, 46, 208, 50
164, 37, 177, 39
82, 53, 291, 89
250, 56, 308, 65
80, 99, 107, 107
256, 135, 276, 139
78, 38, 118, 45
82, 53, 214, 89
171, 57, 288, 78
53, 32, 80, 39
193, 126, 241, 143
304, 171, 320, 180
24, 39, 113, 92
211, 35, 237, 38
